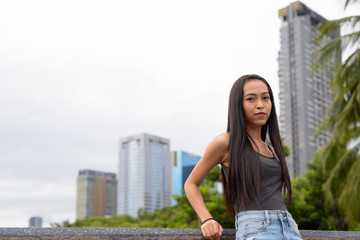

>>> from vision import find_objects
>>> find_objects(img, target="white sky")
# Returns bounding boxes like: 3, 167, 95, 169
0, 0, 357, 227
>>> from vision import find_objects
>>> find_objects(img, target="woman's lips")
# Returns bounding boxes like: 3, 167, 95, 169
255, 112, 266, 117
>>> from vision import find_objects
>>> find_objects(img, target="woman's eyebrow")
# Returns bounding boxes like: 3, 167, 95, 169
244, 92, 269, 96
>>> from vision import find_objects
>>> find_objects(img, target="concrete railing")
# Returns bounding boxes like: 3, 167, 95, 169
0, 228, 360, 239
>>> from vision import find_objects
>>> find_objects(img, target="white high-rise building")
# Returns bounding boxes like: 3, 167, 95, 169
117, 133, 171, 217
278, 1, 337, 177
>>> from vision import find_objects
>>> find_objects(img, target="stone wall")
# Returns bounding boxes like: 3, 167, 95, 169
0, 228, 359, 239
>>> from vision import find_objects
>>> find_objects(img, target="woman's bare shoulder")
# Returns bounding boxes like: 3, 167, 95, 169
212, 133, 230, 149
206, 133, 229, 165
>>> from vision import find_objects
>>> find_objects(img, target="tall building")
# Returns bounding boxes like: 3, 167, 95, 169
76, 169, 117, 219
278, 1, 336, 177
29, 216, 42, 228
118, 133, 171, 217
171, 150, 201, 204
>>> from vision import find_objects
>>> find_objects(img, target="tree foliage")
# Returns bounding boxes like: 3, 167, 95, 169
286, 152, 348, 230
312, 0, 360, 229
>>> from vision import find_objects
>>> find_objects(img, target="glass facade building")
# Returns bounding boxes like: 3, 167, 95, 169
278, 1, 337, 177
29, 216, 42, 228
171, 151, 201, 204
76, 169, 117, 219
118, 133, 171, 217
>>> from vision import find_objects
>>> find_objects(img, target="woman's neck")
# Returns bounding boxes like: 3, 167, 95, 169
246, 126, 263, 142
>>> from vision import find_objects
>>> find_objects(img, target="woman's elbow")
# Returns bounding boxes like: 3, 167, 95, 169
184, 179, 190, 195
184, 178, 194, 195
184, 178, 198, 196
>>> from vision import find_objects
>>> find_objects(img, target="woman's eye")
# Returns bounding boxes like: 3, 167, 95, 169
247, 98, 255, 101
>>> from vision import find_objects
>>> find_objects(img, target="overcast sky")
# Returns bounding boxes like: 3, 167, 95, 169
0, 0, 357, 227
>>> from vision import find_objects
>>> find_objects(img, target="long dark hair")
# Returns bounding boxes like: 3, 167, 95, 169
222, 74, 292, 219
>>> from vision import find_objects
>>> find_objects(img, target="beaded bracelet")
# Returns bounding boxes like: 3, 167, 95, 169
202, 217, 215, 225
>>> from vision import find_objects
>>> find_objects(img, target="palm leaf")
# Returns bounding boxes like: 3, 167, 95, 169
323, 143, 360, 208
338, 154, 360, 227
313, 17, 360, 70
312, 1, 360, 228
345, 0, 360, 9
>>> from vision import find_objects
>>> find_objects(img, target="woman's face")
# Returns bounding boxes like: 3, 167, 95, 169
242, 79, 272, 129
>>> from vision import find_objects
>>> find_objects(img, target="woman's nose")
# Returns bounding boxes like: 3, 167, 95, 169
257, 100, 264, 108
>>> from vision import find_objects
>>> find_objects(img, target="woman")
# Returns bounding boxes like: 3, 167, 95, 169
184, 74, 302, 240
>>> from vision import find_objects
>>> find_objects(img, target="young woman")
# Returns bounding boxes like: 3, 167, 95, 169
184, 74, 302, 240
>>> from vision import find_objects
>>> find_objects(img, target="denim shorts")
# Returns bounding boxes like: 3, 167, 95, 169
235, 210, 303, 240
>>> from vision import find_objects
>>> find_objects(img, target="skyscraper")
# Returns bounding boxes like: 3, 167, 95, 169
171, 150, 201, 204
118, 133, 171, 217
76, 169, 117, 219
278, 1, 336, 177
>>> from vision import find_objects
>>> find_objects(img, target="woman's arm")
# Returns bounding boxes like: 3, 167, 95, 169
184, 133, 229, 240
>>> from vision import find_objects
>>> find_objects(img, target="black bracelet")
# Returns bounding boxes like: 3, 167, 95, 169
202, 217, 215, 225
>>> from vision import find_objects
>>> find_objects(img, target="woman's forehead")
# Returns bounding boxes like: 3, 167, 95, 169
243, 79, 269, 93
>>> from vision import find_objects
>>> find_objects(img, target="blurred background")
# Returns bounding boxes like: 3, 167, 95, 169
0, 0, 358, 228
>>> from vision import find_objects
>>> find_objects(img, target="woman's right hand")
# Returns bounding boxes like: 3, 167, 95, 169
200, 219, 223, 240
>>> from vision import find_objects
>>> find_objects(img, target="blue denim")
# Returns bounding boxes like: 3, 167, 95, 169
235, 210, 303, 240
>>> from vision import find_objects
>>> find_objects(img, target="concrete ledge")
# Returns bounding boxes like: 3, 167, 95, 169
300, 230, 360, 239
0, 228, 359, 239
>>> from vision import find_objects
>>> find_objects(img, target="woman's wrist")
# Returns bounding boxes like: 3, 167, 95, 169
202, 217, 215, 225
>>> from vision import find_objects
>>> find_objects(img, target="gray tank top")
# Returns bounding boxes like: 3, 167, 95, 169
221, 146, 287, 212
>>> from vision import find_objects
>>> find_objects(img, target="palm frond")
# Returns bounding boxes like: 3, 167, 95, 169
338, 154, 360, 227
323, 143, 360, 207
317, 139, 347, 177
315, 42, 360, 141
312, 37, 341, 70
316, 16, 359, 42
330, 49, 360, 137
312, 3, 360, 229
345, 0, 360, 9
313, 29, 360, 70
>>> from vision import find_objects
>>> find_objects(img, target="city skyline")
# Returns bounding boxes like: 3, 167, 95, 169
0, 0, 357, 227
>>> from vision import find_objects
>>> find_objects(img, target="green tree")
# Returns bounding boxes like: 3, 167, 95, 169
313, 0, 360, 229
286, 152, 347, 230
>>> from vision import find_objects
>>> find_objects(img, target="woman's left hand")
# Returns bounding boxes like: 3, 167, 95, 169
200, 219, 223, 240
